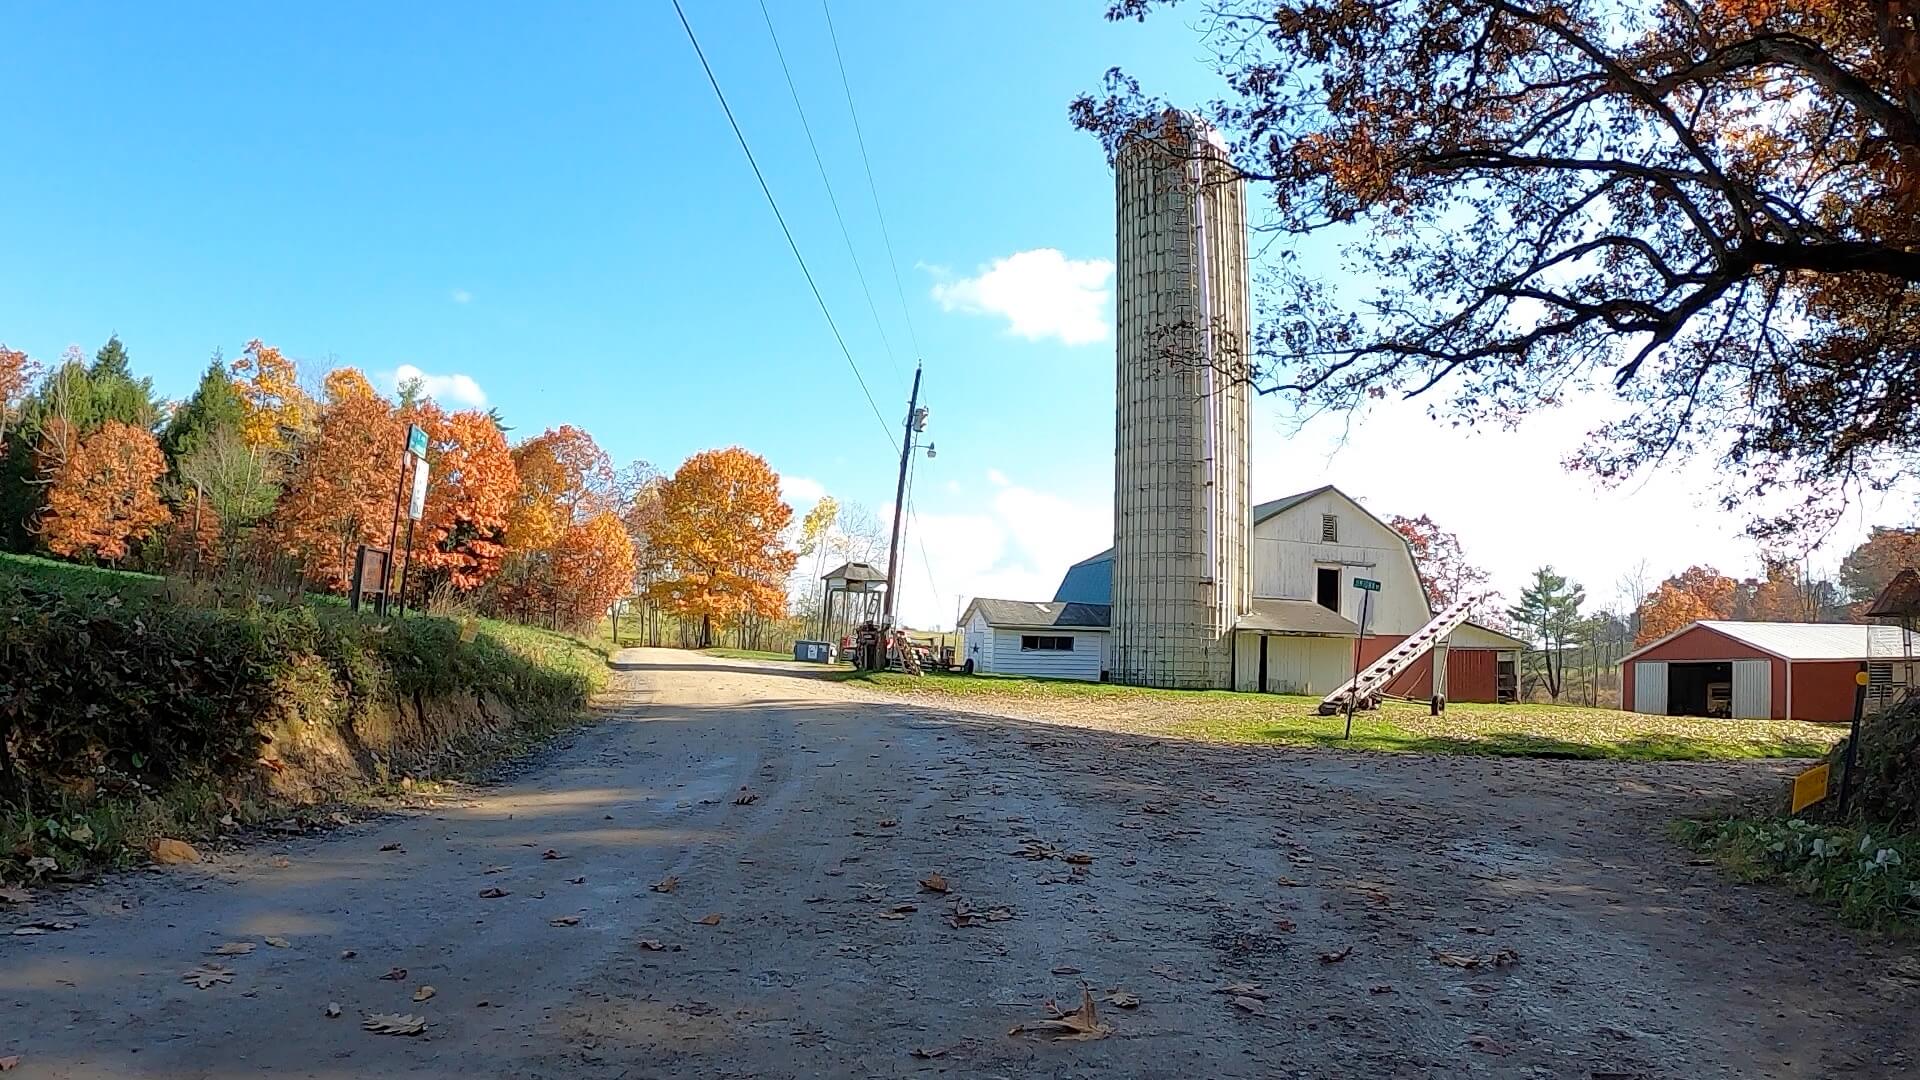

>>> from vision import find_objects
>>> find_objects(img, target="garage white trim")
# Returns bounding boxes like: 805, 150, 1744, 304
1732, 659, 1772, 719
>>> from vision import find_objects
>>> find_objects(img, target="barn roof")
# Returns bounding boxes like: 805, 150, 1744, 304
822, 561, 886, 584
963, 598, 1111, 630
1236, 598, 1360, 636
1622, 620, 1919, 663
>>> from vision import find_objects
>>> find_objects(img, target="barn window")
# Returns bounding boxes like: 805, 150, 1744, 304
1020, 635, 1075, 652
1321, 514, 1339, 542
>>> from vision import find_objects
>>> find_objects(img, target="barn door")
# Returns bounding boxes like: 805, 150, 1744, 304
1633, 661, 1668, 714
1731, 659, 1772, 719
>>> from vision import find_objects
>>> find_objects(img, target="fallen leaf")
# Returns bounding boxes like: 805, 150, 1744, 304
541, 849, 566, 860
1106, 990, 1140, 1008
478, 887, 509, 899
1432, 948, 1521, 970
651, 876, 679, 894
909, 1046, 949, 1060
264, 936, 291, 949
181, 963, 233, 989
1051, 965, 1082, 975
694, 913, 722, 926
1009, 989, 1109, 1041
269, 856, 291, 869
919, 875, 949, 896
380, 967, 408, 981
1231, 995, 1265, 1014
878, 818, 898, 828
1275, 919, 1296, 933
0, 887, 31, 904
212, 941, 255, 956
413, 985, 436, 1002
363, 1012, 427, 1036
150, 838, 201, 866
1214, 983, 1268, 1000
1319, 945, 1353, 964
1369, 984, 1394, 994
379, 842, 403, 852
567, 876, 586, 885
0, 1056, 18, 1071
483, 865, 510, 874
325, 1002, 342, 1018
25, 856, 56, 875
638, 938, 668, 951
1063, 853, 1093, 866
1141, 803, 1168, 814
1460, 925, 1494, 935
340, 950, 358, 960
550, 915, 581, 927
11, 920, 75, 935
732, 790, 759, 806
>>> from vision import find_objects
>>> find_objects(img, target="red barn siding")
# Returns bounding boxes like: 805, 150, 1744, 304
1354, 635, 1502, 703
1620, 623, 1864, 722
1787, 662, 1860, 723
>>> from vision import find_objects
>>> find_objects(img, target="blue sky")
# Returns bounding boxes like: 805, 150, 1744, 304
2, 3, 1911, 627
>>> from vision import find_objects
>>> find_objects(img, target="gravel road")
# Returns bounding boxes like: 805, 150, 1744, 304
6, 648, 1916, 1078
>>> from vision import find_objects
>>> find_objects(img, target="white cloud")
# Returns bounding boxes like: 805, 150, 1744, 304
985, 468, 1009, 487
782, 475, 827, 506
390, 363, 488, 408
450, 288, 473, 304
929, 249, 1114, 346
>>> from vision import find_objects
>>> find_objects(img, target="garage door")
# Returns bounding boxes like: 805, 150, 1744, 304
1732, 659, 1772, 719
1633, 661, 1668, 714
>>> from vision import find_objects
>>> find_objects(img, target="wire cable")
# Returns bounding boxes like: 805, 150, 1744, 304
757, 0, 904, 390
671, 0, 896, 451
820, 0, 924, 364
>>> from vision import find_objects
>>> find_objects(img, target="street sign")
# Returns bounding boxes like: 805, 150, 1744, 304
407, 457, 429, 521
1353, 577, 1382, 592
406, 423, 429, 459
1791, 762, 1831, 814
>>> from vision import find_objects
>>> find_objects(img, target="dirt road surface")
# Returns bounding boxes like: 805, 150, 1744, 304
7, 649, 1917, 1078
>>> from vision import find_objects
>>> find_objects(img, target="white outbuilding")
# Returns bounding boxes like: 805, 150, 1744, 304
958, 599, 1112, 682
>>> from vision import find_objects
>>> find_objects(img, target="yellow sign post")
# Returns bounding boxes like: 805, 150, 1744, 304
1791, 762, 1831, 814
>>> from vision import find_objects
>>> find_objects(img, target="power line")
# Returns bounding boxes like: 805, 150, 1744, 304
820, 0, 924, 364
757, 0, 904, 390
670, 0, 896, 451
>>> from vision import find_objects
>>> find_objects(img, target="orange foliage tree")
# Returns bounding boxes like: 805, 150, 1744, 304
39, 420, 169, 561
0, 344, 40, 446
646, 447, 796, 647
272, 369, 401, 589
231, 339, 311, 451
1634, 566, 1739, 645
409, 406, 518, 592
549, 511, 637, 627
1840, 527, 1920, 610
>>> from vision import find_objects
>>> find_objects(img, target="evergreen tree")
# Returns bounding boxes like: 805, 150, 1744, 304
1507, 567, 1586, 703
162, 354, 246, 463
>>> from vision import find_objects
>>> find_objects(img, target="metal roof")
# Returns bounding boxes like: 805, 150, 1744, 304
821, 561, 886, 584
964, 598, 1111, 630
1624, 620, 1920, 663
1867, 568, 1920, 618
1236, 598, 1360, 636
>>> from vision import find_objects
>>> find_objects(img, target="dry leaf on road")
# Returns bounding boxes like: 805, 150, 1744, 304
567, 876, 585, 885
1009, 989, 1110, 1041
264, 936, 290, 949
478, 887, 509, 899
550, 916, 581, 927
269, 856, 291, 869
413, 985, 436, 1002
483, 865, 510, 874
1433, 948, 1521, 970
1231, 995, 1266, 1014
151, 838, 201, 865
651, 876, 679, 894
211, 942, 255, 955
1319, 945, 1353, 963
0, 887, 31, 905
325, 1002, 342, 1018
1467, 1033, 1511, 1055
541, 849, 566, 860
181, 964, 233, 989
12, 921, 75, 935
1106, 990, 1141, 1008
918, 873, 949, 894
732, 790, 759, 805
363, 1013, 427, 1036
638, 938, 668, 951
1063, 853, 1093, 866
379, 842, 403, 852
878, 818, 899, 828
0, 1055, 18, 1071
1214, 983, 1268, 1000
1050, 965, 1082, 975
380, 967, 408, 981
694, 913, 722, 926
909, 1046, 950, 1059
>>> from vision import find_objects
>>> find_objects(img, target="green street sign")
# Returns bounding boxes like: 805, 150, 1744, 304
1353, 577, 1382, 592
406, 424, 429, 458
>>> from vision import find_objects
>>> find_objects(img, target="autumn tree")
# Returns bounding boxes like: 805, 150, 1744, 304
647, 447, 797, 648
1839, 526, 1920, 608
272, 369, 401, 589
1507, 567, 1586, 701
1635, 565, 1739, 644
411, 407, 518, 593
1388, 513, 1493, 615
0, 344, 41, 448
1, 338, 159, 550
231, 339, 311, 452
175, 425, 280, 567
1075, 1, 1920, 536
549, 511, 637, 628
39, 420, 169, 562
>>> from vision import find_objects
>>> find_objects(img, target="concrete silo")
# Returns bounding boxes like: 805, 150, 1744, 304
1109, 114, 1251, 688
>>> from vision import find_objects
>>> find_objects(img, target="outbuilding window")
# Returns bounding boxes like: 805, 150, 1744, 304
1020, 635, 1075, 652
1321, 514, 1339, 542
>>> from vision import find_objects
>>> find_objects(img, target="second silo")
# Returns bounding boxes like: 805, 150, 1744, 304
1110, 113, 1251, 689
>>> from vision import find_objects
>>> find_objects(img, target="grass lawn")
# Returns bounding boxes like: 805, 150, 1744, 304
841, 670, 1844, 762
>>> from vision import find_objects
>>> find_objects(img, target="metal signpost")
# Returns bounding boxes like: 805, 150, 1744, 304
396, 455, 429, 616
1345, 578, 1382, 739
382, 424, 430, 617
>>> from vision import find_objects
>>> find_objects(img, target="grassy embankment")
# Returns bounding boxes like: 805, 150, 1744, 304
0, 553, 610, 880
842, 670, 1843, 762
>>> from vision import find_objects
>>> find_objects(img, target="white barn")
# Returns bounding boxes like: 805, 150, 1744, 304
967, 485, 1523, 697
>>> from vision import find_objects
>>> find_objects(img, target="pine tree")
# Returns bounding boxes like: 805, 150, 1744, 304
1507, 567, 1586, 703
162, 355, 247, 463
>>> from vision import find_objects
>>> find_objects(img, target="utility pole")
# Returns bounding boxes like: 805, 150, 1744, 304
881, 363, 925, 629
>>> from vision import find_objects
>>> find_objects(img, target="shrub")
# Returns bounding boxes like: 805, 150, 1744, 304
1678, 816, 1920, 933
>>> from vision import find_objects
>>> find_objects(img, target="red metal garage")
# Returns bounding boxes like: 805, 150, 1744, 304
1357, 622, 1528, 704
1619, 621, 1916, 722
